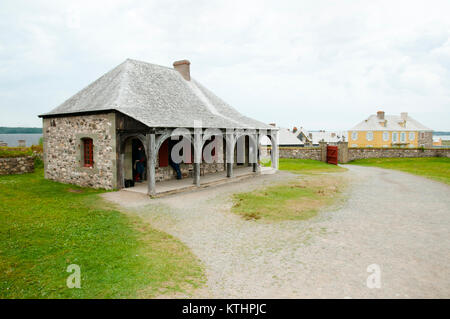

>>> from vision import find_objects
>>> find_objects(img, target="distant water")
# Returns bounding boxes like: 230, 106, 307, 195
0, 134, 43, 147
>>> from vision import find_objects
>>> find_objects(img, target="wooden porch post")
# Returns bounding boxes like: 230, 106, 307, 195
252, 134, 259, 173
193, 130, 202, 186
147, 133, 156, 196
226, 133, 234, 178
270, 130, 279, 170
116, 133, 124, 188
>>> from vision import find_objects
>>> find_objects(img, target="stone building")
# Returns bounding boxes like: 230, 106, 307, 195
39, 59, 278, 195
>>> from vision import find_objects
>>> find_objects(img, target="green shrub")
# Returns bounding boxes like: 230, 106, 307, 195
31, 144, 43, 153
34, 156, 44, 168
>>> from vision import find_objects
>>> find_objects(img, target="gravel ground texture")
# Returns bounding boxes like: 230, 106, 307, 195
102, 165, 450, 298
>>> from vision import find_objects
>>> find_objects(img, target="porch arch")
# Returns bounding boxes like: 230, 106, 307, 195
118, 133, 148, 188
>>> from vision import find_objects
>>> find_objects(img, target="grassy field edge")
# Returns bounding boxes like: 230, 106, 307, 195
348, 157, 450, 185
0, 169, 204, 299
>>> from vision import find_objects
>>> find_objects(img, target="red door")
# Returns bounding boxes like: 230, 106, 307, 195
159, 140, 169, 167
327, 145, 338, 165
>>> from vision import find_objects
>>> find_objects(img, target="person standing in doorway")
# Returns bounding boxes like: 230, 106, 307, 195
134, 145, 146, 182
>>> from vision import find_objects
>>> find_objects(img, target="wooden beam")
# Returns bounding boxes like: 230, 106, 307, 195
147, 133, 156, 196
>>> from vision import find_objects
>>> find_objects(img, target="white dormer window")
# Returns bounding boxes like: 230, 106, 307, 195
382, 132, 389, 141
351, 132, 358, 140
366, 132, 373, 141
409, 132, 415, 141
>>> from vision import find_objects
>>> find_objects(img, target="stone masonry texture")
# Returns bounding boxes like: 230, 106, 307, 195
279, 147, 322, 161
347, 147, 450, 161
278, 145, 450, 163
43, 113, 116, 189
0, 156, 34, 175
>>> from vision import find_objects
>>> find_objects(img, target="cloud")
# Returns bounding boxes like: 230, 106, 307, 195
0, 0, 449, 130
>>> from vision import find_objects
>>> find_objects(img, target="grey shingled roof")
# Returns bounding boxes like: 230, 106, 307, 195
350, 113, 432, 131
39, 59, 273, 130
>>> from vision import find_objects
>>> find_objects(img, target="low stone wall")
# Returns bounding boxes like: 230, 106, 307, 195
155, 162, 225, 182
278, 147, 322, 161
278, 143, 450, 163
0, 156, 34, 175
347, 147, 450, 161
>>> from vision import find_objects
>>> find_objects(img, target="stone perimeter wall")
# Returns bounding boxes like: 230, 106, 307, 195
347, 147, 450, 161
0, 156, 34, 175
278, 147, 322, 161
278, 143, 450, 163
43, 113, 117, 189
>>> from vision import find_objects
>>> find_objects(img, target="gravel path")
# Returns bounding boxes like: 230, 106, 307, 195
102, 165, 450, 298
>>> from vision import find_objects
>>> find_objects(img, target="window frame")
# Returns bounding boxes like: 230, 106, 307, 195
366, 131, 373, 141
400, 132, 406, 143
382, 131, 389, 141
409, 132, 415, 141
82, 138, 94, 167
351, 132, 358, 141
392, 132, 399, 143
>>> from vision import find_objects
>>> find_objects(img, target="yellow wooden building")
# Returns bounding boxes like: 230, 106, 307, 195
348, 111, 433, 148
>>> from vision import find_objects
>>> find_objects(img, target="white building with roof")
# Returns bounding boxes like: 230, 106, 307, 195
296, 127, 345, 146
260, 126, 304, 147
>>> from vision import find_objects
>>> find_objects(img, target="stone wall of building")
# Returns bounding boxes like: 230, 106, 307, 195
418, 131, 433, 148
0, 156, 34, 175
278, 147, 323, 161
347, 147, 450, 161
43, 113, 117, 189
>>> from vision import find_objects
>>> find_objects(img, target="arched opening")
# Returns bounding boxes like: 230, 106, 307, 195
202, 134, 226, 176
123, 137, 147, 185
156, 135, 194, 181
259, 134, 273, 167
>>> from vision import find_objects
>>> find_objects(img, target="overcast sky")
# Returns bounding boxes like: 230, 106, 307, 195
1, 0, 449, 130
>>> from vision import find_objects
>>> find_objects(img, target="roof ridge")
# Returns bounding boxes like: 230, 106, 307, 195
125, 58, 175, 71
114, 59, 131, 108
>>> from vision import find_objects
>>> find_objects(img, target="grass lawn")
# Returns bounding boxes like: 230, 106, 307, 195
262, 158, 346, 173
348, 157, 450, 185
278, 158, 346, 173
232, 159, 346, 221
0, 169, 204, 298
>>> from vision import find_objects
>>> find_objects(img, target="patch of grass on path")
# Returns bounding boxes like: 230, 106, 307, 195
232, 175, 345, 221
348, 157, 450, 185
0, 169, 204, 298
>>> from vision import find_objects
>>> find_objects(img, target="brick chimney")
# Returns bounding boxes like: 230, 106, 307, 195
292, 126, 298, 133
173, 60, 191, 81
377, 111, 385, 120
401, 112, 408, 120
